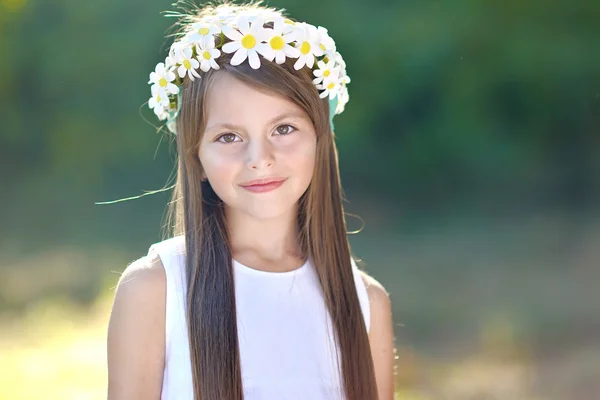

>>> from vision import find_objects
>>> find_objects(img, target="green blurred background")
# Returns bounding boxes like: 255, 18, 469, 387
1, 0, 599, 398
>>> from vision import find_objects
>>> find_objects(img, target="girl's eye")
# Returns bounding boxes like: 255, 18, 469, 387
275, 124, 296, 136
216, 125, 296, 143
216, 133, 239, 143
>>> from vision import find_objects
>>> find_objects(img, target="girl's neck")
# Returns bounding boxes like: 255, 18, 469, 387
225, 205, 304, 270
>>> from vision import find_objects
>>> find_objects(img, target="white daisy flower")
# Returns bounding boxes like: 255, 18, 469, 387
187, 22, 220, 46
336, 86, 349, 114
260, 16, 300, 64
166, 119, 177, 133
196, 39, 221, 72
165, 55, 177, 68
146, 8, 352, 130
257, 10, 283, 24
160, 110, 173, 122
221, 16, 270, 69
149, 62, 179, 95
332, 50, 351, 85
312, 59, 339, 85
333, 51, 346, 70
166, 41, 185, 67
205, 7, 237, 28
292, 22, 324, 70
317, 26, 336, 54
317, 79, 341, 100
238, 9, 273, 25
164, 50, 177, 68
148, 86, 170, 117
174, 45, 201, 81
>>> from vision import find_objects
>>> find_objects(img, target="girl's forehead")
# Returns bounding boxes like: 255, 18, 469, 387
206, 73, 287, 106
204, 73, 308, 128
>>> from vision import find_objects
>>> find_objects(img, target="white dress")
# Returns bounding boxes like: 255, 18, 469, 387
147, 235, 371, 400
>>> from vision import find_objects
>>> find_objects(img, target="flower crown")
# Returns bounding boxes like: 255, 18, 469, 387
148, 5, 351, 134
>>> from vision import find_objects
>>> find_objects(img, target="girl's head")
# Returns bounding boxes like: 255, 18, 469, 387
181, 44, 323, 221
154, 2, 377, 399
153, 0, 350, 223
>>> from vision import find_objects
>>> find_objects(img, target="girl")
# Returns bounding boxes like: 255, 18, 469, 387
107, 1, 395, 399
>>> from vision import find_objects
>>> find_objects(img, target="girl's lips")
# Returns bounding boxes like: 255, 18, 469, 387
239, 178, 287, 193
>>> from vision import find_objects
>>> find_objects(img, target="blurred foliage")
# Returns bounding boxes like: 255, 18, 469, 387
0, 0, 598, 250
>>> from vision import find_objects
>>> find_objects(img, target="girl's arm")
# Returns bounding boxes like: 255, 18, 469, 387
107, 253, 166, 400
361, 272, 396, 400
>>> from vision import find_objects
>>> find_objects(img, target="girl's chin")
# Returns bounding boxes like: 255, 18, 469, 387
227, 202, 299, 220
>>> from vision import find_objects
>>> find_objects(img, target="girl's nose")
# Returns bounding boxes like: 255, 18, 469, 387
245, 138, 275, 170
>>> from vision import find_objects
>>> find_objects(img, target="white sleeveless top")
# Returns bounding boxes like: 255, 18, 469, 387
147, 235, 370, 400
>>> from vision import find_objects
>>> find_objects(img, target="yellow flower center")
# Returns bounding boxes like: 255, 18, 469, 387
327, 82, 335, 90
320, 43, 326, 51
323, 70, 330, 77
241, 34, 257, 49
203, 51, 211, 60
183, 60, 191, 69
159, 78, 167, 87
270, 35, 284, 51
157, 95, 162, 102
300, 41, 311, 55
198, 27, 210, 35
284, 19, 295, 25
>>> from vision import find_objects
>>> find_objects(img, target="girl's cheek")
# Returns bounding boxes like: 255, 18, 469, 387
279, 135, 315, 155
291, 138, 316, 160
204, 146, 243, 166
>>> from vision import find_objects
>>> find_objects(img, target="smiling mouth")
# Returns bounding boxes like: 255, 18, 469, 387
239, 178, 287, 193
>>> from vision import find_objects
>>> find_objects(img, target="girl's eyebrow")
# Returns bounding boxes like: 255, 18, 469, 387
204, 111, 309, 133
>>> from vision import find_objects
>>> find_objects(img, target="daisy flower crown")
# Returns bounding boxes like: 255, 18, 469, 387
148, 4, 351, 134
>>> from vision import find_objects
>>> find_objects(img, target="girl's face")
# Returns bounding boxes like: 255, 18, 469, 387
198, 72, 317, 220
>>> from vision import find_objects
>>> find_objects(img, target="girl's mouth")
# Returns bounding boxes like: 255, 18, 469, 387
239, 178, 287, 193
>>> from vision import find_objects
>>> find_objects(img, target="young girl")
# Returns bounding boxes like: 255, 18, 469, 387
107, 1, 395, 399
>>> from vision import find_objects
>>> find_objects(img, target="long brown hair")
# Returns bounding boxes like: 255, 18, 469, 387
162, 2, 378, 399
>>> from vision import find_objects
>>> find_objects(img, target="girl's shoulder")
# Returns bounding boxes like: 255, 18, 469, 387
352, 260, 391, 331
351, 258, 390, 301
357, 270, 390, 301
353, 265, 395, 399
112, 250, 167, 325
147, 235, 186, 257
118, 250, 166, 289
107, 251, 166, 397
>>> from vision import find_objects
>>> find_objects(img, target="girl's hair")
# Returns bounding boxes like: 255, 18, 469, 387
163, 2, 377, 399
